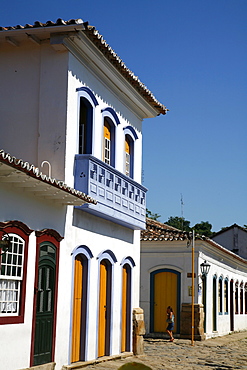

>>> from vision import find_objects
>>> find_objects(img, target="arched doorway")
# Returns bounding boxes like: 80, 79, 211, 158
212, 275, 217, 331
230, 279, 234, 331
71, 254, 88, 362
150, 269, 181, 333
33, 242, 57, 366
98, 259, 112, 357
121, 263, 131, 352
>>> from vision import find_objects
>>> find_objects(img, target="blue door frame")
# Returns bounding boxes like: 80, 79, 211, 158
150, 269, 181, 333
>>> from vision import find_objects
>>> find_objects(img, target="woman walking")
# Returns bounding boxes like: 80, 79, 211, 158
166, 306, 175, 342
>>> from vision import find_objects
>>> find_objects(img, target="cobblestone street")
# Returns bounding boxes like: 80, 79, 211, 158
83, 331, 247, 370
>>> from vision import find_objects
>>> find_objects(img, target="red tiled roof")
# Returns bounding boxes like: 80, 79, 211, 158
141, 218, 247, 264
141, 218, 190, 241
0, 18, 167, 116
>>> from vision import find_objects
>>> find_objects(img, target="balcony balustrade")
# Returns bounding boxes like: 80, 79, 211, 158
74, 155, 147, 230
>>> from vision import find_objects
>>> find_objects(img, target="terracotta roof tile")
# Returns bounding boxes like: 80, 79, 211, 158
141, 218, 190, 241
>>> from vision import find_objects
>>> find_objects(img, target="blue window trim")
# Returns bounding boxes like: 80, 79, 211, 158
72, 245, 94, 259
224, 278, 229, 315
218, 276, 223, 314
123, 126, 138, 140
97, 249, 117, 264
101, 107, 120, 126
120, 256, 136, 267
76, 87, 99, 107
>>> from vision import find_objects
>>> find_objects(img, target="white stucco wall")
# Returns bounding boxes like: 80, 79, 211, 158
0, 41, 69, 181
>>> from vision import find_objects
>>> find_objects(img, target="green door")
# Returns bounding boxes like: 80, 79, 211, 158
33, 243, 56, 366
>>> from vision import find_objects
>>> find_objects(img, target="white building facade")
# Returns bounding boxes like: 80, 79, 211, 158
140, 219, 247, 339
0, 19, 167, 370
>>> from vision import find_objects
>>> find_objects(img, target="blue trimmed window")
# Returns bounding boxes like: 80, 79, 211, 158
125, 135, 133, 178
103, 118, 115, 167
240, 282, 244, 314
245, 283, 247, 314
235, 281, 239, 314
79, 97, 93, 155
224, 278, 228, 314
218, 277, 223, 314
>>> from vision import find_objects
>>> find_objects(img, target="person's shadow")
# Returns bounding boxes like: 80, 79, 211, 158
118, 362, 152, 370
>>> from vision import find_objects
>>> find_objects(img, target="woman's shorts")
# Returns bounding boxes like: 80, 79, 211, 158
167, 322, 174, 331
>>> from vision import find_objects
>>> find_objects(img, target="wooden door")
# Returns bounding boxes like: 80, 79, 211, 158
71, 255, 87, 362
121, 264, 131, 352
33, 244, 56, 366
152, 270, 179, 333
98, 260, 111, 357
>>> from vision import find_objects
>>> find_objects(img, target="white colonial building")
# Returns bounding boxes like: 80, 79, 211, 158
140, 219, 247, 340
0, 18, 167, 370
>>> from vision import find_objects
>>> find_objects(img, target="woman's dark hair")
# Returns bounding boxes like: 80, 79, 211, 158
167, 306, 173, 312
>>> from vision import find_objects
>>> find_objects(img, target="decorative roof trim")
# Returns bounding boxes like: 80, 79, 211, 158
0, 18, 167, 115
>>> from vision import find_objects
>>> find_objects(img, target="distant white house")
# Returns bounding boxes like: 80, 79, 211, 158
212, 224, 247, 260
140, 219, 247, 340
0, 18, 167, 370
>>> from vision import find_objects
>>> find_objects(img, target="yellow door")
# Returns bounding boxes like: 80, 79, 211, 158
154, 271, 177, 333
71, 256, 83, 362
121, 265, 128, 352
98, 261, 108, 357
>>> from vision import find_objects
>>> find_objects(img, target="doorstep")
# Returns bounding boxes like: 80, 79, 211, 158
62, 352, 133, 369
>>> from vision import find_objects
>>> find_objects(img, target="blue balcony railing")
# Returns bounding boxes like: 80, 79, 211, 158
74, 155, 147, 230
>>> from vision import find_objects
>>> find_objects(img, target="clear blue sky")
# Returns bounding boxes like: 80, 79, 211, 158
1, 0, 246, 231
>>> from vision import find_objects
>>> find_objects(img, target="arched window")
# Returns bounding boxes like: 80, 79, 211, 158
245, 283, 247, 314
235, 281, 239, 314
240, 281, 244, 314
125, 135, 134, 178
224, 278, 228, 314
79, 98, 93, 155
76, 87, 98, 155
103, 120, 112, 165
123, 126, 138, 179
218, 276, 223, 314
102, 108, 120, 168
0, 221, 32, 325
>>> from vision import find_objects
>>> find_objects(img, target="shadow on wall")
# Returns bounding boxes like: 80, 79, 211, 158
72, 208, 134, 244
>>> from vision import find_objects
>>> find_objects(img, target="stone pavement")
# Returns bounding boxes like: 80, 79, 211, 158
83, 331, 247, 370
